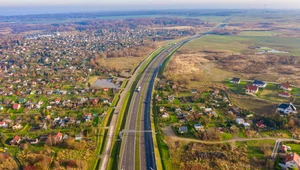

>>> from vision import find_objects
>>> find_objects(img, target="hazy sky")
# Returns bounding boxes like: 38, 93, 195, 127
0, 0, 299, 15
1, 0, 300, 8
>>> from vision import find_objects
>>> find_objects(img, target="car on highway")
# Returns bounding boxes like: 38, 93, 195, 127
136, 86, 141, 92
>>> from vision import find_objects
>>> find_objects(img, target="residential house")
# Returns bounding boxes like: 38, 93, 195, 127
13, 104, 20, 110
213, 89, 220, 95
245, 85, 259, 94
230, 77, 241, 84
85, 113, 92, 122
60, 90, 67, 95
63, 134, 69, 140
75, 134, 83, 141
12, 124, 23, 130
161, 113, 169, 119
280, 145, 291, 153
10, 135, 21, 145
236, 118, 245, 125
103, 98, 110, 104
243, 123, 250, 129
55, 132, 63, 141
91, 98, 99, 105
174, 108, 181, 113
204, 108, 213, 113
179, 126, 188, 134
19, 98, 26, 104
0, 121, 8, 128
256, 121, 266, 129
159, 106, 165, 113
168, 94, 174, 102
285, 153, 300, 169
46, 90, 53, 95
253, 80, 267, 88
278, 103, 297, 114
278, 92, 290, 98
29, 138, 39, 144
194, 124, 204, 131
280, 83, 292, 91
54, 98, 60, 104
191, 89, 197, 94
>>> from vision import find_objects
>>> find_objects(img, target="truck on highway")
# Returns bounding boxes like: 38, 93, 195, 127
136, 86, 141, 92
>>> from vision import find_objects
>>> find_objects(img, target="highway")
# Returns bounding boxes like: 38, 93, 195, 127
120, 33, 207, 170
119, 22, 229, 170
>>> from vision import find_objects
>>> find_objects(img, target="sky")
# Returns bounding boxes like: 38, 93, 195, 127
0, 0, 300, 15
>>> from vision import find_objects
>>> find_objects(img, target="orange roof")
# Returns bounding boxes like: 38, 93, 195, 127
286, 153, 300, 166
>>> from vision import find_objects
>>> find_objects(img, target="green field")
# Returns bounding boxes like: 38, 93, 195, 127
238, 31, 281, 37
182, 34, 300, 55
236, 140, 275, 159
229, 94, 275, 115
226, 80, 248, 94
284, 143, 300, 154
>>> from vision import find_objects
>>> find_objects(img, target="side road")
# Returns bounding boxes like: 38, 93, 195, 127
162, 126, 300, 144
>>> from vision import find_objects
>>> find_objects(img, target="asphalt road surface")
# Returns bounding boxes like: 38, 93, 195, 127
120, 23, 228, 170
120, 36, 204, 170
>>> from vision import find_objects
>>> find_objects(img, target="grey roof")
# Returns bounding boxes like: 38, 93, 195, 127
179, 126, 188, 132
231, 77, 240, 82
278, 103, 296, 111
253, 80, 266, 85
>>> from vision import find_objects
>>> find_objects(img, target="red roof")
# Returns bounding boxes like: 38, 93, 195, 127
246, 85, 258, 91
13, 104, 20, 109
0, 122, 5, 125
286, 153, 300, 166
56, 132, 62, 139
256, 122, 266, 128
279, 92, 290, 96
13, 135, 21, 141
281, 83, 291, 89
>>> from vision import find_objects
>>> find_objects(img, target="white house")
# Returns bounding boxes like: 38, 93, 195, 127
236, 118, 245, 125
243, 123, 251, 129
285, 153, 300, 169
278, 103, 297, 114
12, 124, 23, 130
194, 124, 204, 131
162, 113, 169, 119
0, 121, 8, 128
230, 77, 241, 84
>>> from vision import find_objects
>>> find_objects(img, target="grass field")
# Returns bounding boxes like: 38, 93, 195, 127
229, 94, 275, 115
182, 35, 251, 53
284, 142, 300, 154
258, 84, 291, 103
236, 140, 275, 159
182, 34, 300, 55
261, 129, 292, 138
226, 80, 248, 94
238, 31, 281, 37
221, 133, 233, 140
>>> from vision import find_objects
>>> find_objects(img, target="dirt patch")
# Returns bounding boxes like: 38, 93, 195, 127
164, 52, 237, 86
